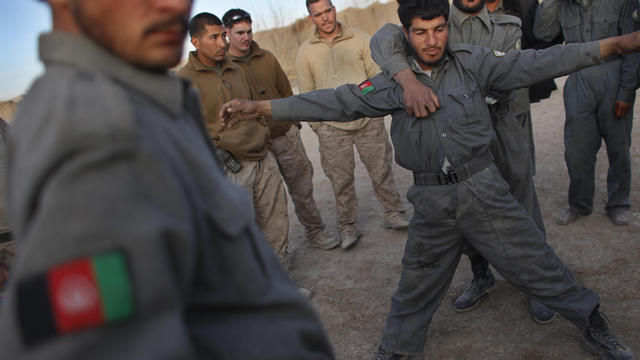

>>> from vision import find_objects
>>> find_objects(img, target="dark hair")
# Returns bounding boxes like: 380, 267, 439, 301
188, 12, 222, 38
397, 0, 449, 30
306, 0, 333, 11
222, 9, 252, 29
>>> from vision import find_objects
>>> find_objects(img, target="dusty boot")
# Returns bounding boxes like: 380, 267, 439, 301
607, 208, 631, 226
340, 229, 362, 250
370, 346, 412, 360
582, 307, 637, 360
383, 211, 409, 230
308, 231, 340, 250
530, 298, 557, 324
453, 256, 495, 312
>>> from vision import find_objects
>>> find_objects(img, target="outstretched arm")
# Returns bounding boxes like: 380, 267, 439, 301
370, 23, 440, 117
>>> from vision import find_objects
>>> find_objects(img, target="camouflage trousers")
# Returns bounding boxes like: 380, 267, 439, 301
225, 151, 290, 269
314, 119, 405, 235
271, 126, 325, 241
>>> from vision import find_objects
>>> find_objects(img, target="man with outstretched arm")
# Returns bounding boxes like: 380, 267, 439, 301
221, 1, 640, 359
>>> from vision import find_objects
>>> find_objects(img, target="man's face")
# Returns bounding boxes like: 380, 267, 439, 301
308, 0, 338, 36
68, 0, 193, 71
227, 21, 253, 55
452, 0, 487, 14
403, 15, 449, 69
191, 24, 227, 66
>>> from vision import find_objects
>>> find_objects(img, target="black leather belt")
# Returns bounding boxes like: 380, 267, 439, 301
413, 151, 493, 186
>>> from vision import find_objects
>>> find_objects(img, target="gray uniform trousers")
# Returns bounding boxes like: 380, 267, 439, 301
381, 164, 599, 355
564, 61, 634, 214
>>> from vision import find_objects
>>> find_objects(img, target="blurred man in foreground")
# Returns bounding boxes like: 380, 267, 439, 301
0, 0, 333, 358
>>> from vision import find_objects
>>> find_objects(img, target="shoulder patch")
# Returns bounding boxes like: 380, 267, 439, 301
17, 251, 134, 345
515, 38, 521, 51
493, 50, 506, 57
358, 80, 376, 95
634, 8, 640, 23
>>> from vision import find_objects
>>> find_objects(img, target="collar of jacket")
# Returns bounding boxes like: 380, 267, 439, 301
308, 22, 354, 44
408, 52, 450, 78
248, 41, 266, 59
186, 51, 236, 73
450, 4, 492, 31
39, 31, 186, 117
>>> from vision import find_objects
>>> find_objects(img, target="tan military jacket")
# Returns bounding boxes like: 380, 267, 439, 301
230, 41, 298, 139
178, 53, 270, 161
295, 23, 380, 131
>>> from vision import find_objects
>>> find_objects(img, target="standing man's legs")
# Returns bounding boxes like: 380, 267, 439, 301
314, 123, 360, 249
226, 153, 290, 268
271, 125, 339, 249
353, 119, 408, 229
559, 73, 602, 224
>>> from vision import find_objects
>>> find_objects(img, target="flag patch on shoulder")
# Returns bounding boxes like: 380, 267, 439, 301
493, 50, 506, 57
17, 251, 134, 345
358, 80, 375, 95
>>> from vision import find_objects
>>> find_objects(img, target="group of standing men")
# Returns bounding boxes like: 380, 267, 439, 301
177, 0, 410, 271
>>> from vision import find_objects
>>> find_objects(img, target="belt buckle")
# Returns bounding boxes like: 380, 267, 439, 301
438, 169, 458, 185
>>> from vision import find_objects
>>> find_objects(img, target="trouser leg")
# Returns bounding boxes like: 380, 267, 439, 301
227, 153, 290, 268
458, 165, 599, 330
381, 185, 465, 355
271, 126, 325, 240
353, 119, 405, 216
315, 124, 358, 234
597, 88, 634, 211
563, 75, 601, 214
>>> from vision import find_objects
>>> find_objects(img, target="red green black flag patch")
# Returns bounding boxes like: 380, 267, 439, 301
17, 251, 134, 345
358, 80, 375, 95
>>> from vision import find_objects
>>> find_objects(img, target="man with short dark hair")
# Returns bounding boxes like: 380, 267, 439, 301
297, 0, 409, 250
534, 0, 640, 226
220, 0, 640, 358
222, 8, 340, 250
178, 13, 293, 269
0, 1, 333, 358
369, 0, 556, 323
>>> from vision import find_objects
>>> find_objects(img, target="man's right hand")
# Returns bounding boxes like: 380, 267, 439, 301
220, 99, 271, 128
393, 69, 440, 118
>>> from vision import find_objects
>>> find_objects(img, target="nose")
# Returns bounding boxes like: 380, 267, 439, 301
425, 31, 438, 47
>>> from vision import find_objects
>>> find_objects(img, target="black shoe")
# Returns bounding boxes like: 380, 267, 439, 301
371, 346, 412, 360
453, 256, 495, 312
582, 309, 637, 360
530, 299, 557, 324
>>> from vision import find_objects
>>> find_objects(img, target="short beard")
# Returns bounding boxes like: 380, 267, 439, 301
452, 0, 487, 14
412, 44, 448, 69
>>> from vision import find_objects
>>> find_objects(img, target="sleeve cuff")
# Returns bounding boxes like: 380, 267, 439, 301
270, 99, 292, 122
616, 89, 636, 104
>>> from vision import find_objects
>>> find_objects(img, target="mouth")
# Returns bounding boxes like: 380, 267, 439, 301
216, 49, 226, 57
145, 17, 188, 43
423, 47, 441, 57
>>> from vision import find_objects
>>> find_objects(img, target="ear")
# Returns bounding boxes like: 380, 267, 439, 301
190, 37, 199, 50
402, 26, 409, 40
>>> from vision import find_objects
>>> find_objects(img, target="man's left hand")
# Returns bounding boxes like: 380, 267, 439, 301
614, 100, 631, 119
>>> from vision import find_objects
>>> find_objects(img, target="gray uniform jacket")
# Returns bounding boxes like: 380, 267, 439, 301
534, 0, 639, 103
0, 32, 333, 360
272, 42, 601, 173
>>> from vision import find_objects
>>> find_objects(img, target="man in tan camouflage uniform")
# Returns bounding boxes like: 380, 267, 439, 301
296, 0, 409, 250
223, 8, 339, 250
178, 13, 291, 267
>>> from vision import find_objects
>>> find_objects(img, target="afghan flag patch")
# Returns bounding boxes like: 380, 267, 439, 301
17, 251, 134, 345
358, 80, 375, 95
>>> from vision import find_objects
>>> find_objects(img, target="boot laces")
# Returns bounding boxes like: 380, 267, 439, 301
588, 312, 626, 350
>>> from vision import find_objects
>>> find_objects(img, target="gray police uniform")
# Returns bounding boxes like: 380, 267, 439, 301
0, 32, 333, 360
371, 9, 544, 233
534, 0, 639, 214
271, 40, 603, 355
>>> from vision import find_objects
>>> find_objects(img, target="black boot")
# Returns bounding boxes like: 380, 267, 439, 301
582, 306, 637, 360
453, 255, 495, 312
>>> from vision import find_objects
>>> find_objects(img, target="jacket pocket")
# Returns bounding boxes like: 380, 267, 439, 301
448, 83, 479, 127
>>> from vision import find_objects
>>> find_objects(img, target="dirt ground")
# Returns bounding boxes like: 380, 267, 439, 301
286, 76, 640, 360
